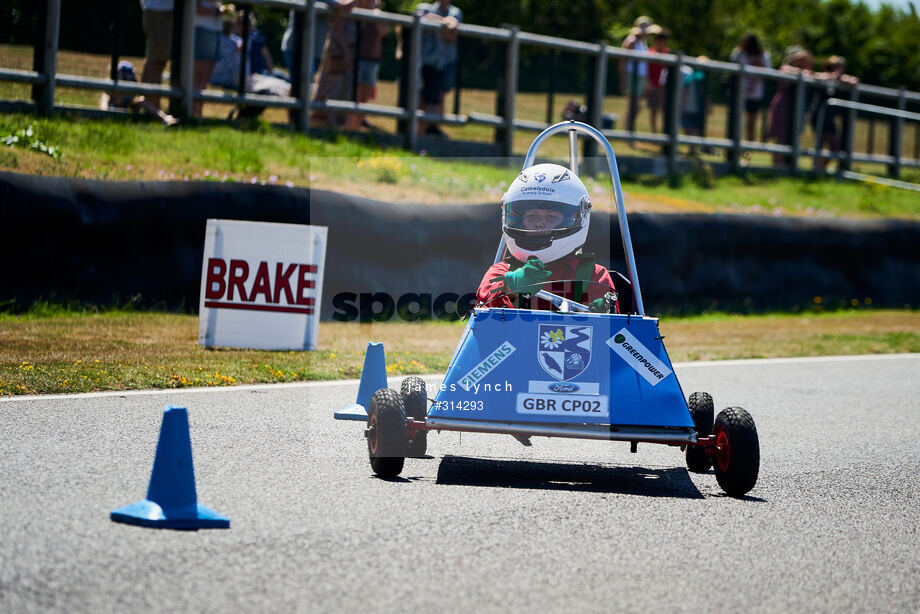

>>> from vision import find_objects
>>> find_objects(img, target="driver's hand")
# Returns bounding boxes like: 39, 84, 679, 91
588, 298, 608, 313
492, 257, 552, 295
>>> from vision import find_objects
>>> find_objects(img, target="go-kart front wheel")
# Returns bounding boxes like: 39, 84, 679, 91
400, 376, 428, 457
686, 391, 714, 473
367, 389, 407, 478
712, 407, 760, 497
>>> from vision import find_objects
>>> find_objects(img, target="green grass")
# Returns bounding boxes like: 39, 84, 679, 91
1, 306, 917, 395
1, 112, 918, 218
626, 171, 920, 218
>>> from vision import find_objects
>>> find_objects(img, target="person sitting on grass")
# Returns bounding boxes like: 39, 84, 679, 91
476, 163, 620, 314
100, 60, 178, 126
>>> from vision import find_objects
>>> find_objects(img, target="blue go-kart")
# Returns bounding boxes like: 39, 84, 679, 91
335, 122, 760, 498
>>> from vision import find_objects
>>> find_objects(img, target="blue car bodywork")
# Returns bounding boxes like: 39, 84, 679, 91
427, 308, 693, 436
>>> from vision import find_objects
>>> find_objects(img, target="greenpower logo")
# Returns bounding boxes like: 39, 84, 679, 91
606, 327, 673, 386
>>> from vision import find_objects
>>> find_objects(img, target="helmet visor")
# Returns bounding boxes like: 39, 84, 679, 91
503, 200, 579, 233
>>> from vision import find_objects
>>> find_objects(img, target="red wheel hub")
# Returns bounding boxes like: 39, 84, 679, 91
715, 428, 731, 472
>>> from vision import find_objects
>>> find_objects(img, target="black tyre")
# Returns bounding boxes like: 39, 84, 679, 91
400, 377, 428, 457
686, 392, 714, 473
367, 388, 407, 478
712, 407, 760, 497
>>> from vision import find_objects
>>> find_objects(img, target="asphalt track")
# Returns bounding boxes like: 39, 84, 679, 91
1, 354, 918, 613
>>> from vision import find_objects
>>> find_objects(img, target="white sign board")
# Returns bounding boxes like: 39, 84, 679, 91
198, 219, 327, 350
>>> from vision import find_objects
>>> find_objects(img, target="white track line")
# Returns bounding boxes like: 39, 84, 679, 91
2, 353, 917, 403
672, 353, 920, 368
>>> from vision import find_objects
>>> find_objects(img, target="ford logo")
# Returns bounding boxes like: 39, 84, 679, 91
550, 383, 580, 393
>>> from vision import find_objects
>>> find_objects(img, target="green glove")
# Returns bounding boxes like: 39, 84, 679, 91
588, 298, 608, 313
492, 258, 552, 295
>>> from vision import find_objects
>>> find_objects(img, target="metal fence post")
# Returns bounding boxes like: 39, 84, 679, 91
584, 42, 607, 165
238, 5, 251, 97
33, 0, 61, 115
667, 52, 684, 186
790, 72, 806, 176
727, 63, 744, 172
503, 25, 520, 159
406, 13, 422, 150
888, 87, 906, 177
290, 6, 304, 131
840, 87, 859, 176
545, 50, 558, 125
109, 0, 124, 83
452, 37, 462, 115
168, 0, 186, 117
304, 1, 317, 132
179, 0, 196, 118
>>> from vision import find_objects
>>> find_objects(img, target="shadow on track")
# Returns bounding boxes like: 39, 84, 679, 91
435, 455, 704, 499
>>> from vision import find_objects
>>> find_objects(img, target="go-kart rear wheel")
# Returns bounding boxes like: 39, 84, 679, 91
366, 388, 407, 478
400, 376, 428, 457
712, 407, 760, 497
686, 392, 714, 473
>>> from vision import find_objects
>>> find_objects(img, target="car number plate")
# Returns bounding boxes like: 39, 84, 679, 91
515, 393, 609, 417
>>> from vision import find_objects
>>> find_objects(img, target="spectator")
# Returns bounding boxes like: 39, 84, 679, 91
730, 32, 771, 143
767, 46, 814, 167
561, 99, 588, 123
645, 25, 670, 134
139, 0, 173, 110
680, 57, 710, 144
241, 12, 277, 79
211, 8, 290, 98
416, 0, 462, 136
192, 0, 224, 117
282, 7, 330, 76
810, 55, 859, 169
101, 60, 178, 126
620, 16, 652, 134
313, 0, 358, 126
355, 0, 389, 127
210, 8, 241, 88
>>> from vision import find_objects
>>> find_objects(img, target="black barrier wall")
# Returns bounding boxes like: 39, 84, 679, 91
2, 171, 918, 317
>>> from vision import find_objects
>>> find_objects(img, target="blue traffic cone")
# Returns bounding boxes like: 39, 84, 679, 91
111, 406, 230, 530
333, 341, 387, 421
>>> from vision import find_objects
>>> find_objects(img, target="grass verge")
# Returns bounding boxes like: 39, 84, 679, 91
1, 309, 917, 396
1, 111, 919, 218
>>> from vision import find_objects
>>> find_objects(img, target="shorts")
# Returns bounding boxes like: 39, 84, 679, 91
357, 60, 380, 87
421, 63, 457, 105
194, 26, 221, 62
142, 9, 173, 63
744, 99, 763, 113
646, 86, 663, 110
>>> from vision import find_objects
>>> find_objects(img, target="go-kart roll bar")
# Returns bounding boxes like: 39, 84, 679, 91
492, 121, 646, 316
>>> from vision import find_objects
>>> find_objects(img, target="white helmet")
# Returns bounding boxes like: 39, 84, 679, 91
501, 162, 591, 264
